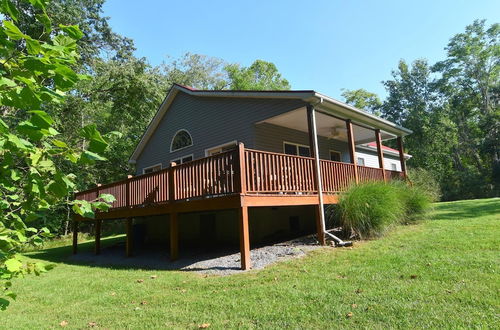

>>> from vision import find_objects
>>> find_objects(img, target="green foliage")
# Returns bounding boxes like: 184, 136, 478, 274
0, 0, 113, 309
392, 180, 433, 222
225, 59, 291, 90
162, 53, 228, 89
337, 182, 404, 239
347, 20, 499, 201
341, 88, 382, 115
337, 181, 433, 239
406, 167, 441, 202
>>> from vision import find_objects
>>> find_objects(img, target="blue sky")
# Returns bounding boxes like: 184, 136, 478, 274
103, 0, 499, 99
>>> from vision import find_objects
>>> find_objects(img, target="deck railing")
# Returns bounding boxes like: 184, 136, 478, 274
320, 160, 357, 193
244, 149, 317, 194
358, 165, 385, 183
173, 150, 239, 200
74, 145, 405, 209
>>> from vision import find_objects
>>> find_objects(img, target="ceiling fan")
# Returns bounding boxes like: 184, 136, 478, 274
328, 126, 347, 139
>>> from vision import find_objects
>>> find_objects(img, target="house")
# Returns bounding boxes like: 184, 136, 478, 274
73, 84, 412, 270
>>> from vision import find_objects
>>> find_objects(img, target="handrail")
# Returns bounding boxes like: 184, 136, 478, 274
74, 146, 403, 212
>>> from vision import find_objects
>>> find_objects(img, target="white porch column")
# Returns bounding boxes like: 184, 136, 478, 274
306, 105, 326, 245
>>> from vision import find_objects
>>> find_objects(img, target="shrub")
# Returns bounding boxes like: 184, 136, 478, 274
337, 180, 433, 239
406, 168, 441, 202
337, 182, 404, 239
395, 182, 433, 222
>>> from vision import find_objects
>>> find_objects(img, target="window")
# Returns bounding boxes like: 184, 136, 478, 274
143, 164, 162, 174
205, 141, 237, 156
283, 142, 311, 157
357, 157, 365, 166
170, 129, 193, 152
171, 154, 193, 165
391, 163, 397, 171
329, 150, 341, 162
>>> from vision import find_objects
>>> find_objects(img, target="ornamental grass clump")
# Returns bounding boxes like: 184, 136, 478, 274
337, 182, 404, 239
337, 180, 433, 239
395, 182, 433, 222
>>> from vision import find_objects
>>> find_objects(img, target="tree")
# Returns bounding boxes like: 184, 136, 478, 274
380, 59, 457, 190
226, 59, 290, 90
433, 20, 499, 197
162, 53, 228, 90
0, 0, 113, 309
341, 88, 382, 114
11, 0, 135, 63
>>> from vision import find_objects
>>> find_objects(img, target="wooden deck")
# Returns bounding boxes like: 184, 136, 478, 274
75, 146, 403, 217
73, 144, 405, 269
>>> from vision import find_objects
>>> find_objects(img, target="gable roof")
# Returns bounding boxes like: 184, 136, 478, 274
129, 84, 412, 163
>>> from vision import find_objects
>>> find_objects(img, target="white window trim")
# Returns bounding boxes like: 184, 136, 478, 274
142, 163, 162, 174
329, 150, 342, 161
170, 129, 193, 153
205, 140, 238, 156
283, 141, 311, 155
170, 153, 194, 165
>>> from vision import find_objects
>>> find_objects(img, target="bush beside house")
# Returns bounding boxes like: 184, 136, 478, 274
335, 178, 434, 239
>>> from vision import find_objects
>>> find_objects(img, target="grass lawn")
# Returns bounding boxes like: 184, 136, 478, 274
4, 198, 499, 329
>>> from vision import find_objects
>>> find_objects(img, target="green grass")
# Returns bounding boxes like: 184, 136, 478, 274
4, 198, 499, 329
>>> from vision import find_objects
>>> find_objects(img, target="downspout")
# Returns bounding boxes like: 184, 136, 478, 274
309, 99, 353, 247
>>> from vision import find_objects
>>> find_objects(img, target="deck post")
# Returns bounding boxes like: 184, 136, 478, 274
307, 105, 326, 246
346, 119, 359, 184
94, 219, 101, 255
169, 162, 176, 202
170, 213, 178, 261
125, 217, 133, 257
375, 129, 387, 182
126, 175, 132, 208
72, 220, 78, 254
237, 143, 247, 194
238, 206, 251, 270
397, 136, 407, 178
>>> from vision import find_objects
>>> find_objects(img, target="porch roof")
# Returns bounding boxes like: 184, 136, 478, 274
129, 84, 412, 163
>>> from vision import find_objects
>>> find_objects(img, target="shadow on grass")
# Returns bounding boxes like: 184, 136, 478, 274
26, 236, 244, 272
433, 198, 499, 220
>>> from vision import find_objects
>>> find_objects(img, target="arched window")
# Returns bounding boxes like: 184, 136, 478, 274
170, 129, 193, 152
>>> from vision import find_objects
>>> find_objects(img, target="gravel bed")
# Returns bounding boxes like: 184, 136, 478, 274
70, 235, 322, 276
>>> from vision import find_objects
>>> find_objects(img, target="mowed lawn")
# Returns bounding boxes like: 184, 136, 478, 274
4, 198, 499, 329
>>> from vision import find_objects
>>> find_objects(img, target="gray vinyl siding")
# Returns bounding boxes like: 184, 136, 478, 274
254, 123, 351, 161
135, 92, 306, 174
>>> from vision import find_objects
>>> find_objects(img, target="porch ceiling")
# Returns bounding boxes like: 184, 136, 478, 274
258, 107, 396, 144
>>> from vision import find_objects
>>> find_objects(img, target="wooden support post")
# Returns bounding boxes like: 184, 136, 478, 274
169, 162, 176, 202
125, 218, 133, 257
237, 143, 247, 194
126, 175, 132, 208
170, 213, 178, 261
397, 136, 407, 178
94, 219, 101, 255
238, 206, 251, 270
72, 220, 78, 255
375, 129, 387, 182
307, 105, 326, 246
346, 119, 359, 184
